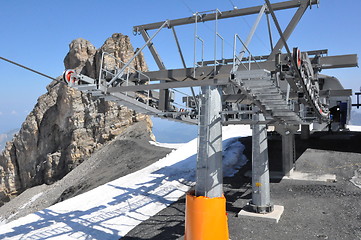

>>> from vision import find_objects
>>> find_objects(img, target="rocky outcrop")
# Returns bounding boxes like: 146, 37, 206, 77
64, 33, 147, 79
0, 33, 151, 205
0, 129, 18, 152
64, 38, 97, 78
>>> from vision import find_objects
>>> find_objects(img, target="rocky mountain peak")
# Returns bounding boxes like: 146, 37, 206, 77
0, 33, 152, 205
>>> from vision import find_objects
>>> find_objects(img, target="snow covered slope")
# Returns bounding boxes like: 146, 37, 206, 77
0, 125, 252, 240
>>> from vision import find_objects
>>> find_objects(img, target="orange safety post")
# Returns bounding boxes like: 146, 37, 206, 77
185, 191, 229, 240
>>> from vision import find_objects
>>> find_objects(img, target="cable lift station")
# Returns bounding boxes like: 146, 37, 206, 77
2, 0, 359, 239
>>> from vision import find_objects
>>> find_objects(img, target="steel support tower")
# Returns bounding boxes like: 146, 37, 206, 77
196, 86, 223, 198
54, 0, 358, 238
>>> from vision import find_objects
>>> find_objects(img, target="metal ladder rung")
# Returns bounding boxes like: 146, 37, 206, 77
257, 96, 283, 101
251, 89, 279, 94
248, 86, 276, 91
273, 112, 299, 117
262, 102, 288, 107
242, 82, 274, 87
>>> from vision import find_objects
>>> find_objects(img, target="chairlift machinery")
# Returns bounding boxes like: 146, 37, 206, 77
62, 0, 358, 217
1, 0, 359, 238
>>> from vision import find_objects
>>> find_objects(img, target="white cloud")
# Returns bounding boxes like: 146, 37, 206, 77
10, 110, 17, 115
0, 112, 3, 116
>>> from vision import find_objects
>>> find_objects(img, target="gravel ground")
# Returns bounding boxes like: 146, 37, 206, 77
123, 131, 361, 240
0, 121, 172, 223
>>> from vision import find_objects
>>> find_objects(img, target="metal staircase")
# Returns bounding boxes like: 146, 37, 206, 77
223, 69, 303, 125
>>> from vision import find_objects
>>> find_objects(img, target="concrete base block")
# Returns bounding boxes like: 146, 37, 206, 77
244, 170, 336, 182
238, 205, 284, 223
284, 171, 337, 182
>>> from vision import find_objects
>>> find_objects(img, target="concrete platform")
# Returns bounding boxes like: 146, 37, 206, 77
238, 205, 284, 223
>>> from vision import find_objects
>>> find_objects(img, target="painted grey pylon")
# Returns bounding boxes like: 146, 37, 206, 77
251, 113, 273, 213
195, 85, 223, 198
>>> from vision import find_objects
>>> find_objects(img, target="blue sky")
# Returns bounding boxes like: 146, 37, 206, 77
0, 0, 360, 139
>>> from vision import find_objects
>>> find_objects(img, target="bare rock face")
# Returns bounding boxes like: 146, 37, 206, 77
64, 38, 97, 78
95, 33, 148, 78
0, 33, 152, 205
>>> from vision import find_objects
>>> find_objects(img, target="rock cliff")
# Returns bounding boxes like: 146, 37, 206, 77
0, 33, 151, 205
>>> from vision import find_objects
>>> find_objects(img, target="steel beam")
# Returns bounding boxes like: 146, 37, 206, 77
319, 89, 353, 97
281, 133, 295, 176
140, 29, 167, 70
200, 49, 328, 66
275, 125, 298, 176
140, 29, 169, 111
196, 85, 223, 198
128, 64, 233, 82
133, 0, 319, 31
171, 26, 199, 112
107, 78, 228, 92
268, 0, 310, 60
125, 54, 356, 83
301, 124, 310, 140
319, 54, 358, 69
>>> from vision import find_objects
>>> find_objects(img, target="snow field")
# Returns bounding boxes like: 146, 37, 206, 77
0, 125, 252, 240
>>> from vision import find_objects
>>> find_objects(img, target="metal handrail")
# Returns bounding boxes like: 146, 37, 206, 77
214, 9, 225, 72
233, 34, 262, 71
107, 20, 169, 86
194, 12, 205, 78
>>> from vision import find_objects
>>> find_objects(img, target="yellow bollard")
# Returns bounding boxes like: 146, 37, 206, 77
185, 191, 229, 240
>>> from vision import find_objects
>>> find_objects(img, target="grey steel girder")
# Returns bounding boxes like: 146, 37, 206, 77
122, 54, 357, 84
200, 49, 329, 66
107, 78, 229, 93
140, 28, 169, 111
133, 0, 319, 32
319, 54, 359, 69
127, 64, 233, 82
267, 0, 310, 60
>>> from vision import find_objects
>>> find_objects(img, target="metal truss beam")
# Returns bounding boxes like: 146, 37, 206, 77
125, 54, 357, 83
140, 30, 166, 70
319, 89, 353, 97
107, 78, 228, 93
268, 0, 310, 60
200, 49, 328, 66
129, 64, 233, 82
140, 29, 169, 111
319, 54, 359, 69
133, 0, 319, 32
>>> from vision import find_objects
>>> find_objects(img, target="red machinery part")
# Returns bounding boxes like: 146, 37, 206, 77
63, 70, 77, 84
293, 47, 302, 69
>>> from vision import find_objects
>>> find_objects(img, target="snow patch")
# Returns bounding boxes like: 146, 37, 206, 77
19, 193, 43, 210
223, 138, 248, 177
348, 125, 361, 132
149, 141, 185, 149
350, 169, 361, 189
